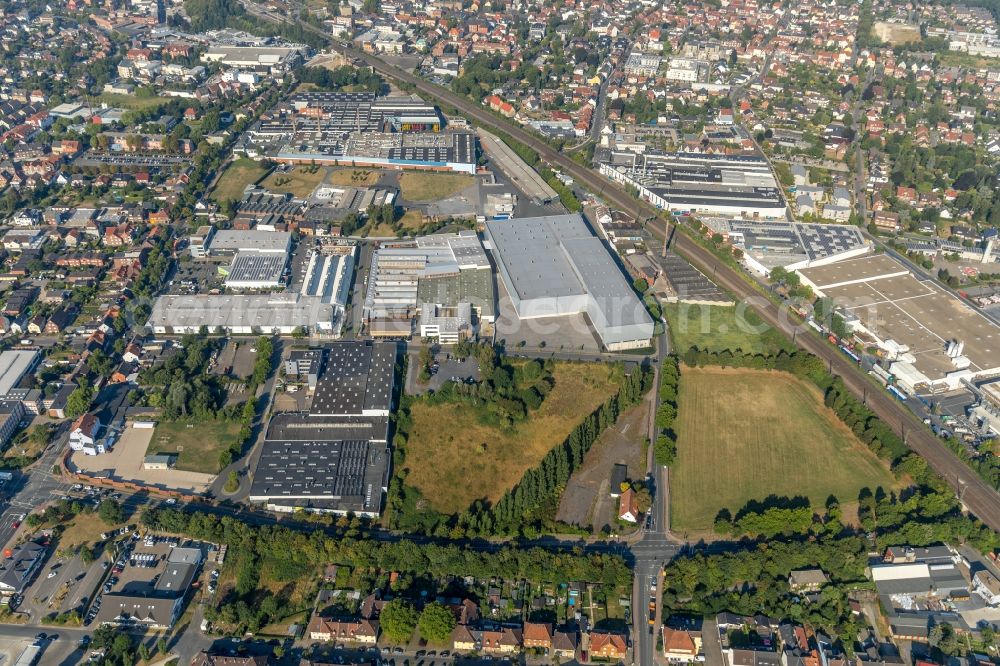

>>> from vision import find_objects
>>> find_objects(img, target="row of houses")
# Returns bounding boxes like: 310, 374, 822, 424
308, 607, 627, 660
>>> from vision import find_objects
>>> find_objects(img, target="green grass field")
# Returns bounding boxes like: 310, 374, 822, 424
97, 93, 171, 111
403, 362, 622, 514
212, 159, 270, 202
328, 169, 380, 186
147, 420, 243, 474
260, 167, 327, 197
664, 303, 793, 356
670, 366, 897, 532
398, 172, 475, 202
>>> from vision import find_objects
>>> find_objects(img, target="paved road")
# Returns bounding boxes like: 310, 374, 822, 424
210, 337, 285, 500
0, 427, 75, 550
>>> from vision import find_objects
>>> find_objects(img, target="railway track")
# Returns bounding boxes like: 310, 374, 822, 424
247, 3, 1000, 532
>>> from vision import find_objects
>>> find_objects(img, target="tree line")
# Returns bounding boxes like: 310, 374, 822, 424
219, 336, 273, 468
137, 336, 228, 421
294, 65, 383, 93
468, 364, 653, 536
142, 506, 631, 634
422, 345, 556, 426
388, 361, 652, 537
653, 355, 679, 466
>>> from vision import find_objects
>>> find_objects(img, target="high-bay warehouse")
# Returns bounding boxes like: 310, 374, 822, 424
598, 151, 788, 218
248, 341, 397, 516
485, 214, 654, 351
238, 91, 477, 174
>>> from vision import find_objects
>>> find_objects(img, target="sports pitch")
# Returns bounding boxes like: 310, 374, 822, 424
669, 366, 898, 532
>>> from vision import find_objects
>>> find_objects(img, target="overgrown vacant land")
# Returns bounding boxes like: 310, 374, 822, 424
211, 159, 269, 202
664, 303, 793, 356
147, 420, 243, 474
670, 366, 897, 532
398, 172, 475, 202
403, 362, 622, 514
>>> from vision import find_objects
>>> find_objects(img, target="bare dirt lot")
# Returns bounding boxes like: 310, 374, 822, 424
873, 21, 921, 45
555, 401, 649, 532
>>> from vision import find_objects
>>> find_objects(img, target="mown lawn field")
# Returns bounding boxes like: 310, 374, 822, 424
328, 168, 380, 187
402, 362, 622, 514
260, 167, 327, 197
670, 366, 898, 532
147, 420, 243, 474
664, 303, 794, 356
97, 93, 171, 111
398, 172, 475, 202
212, 159, 270, 202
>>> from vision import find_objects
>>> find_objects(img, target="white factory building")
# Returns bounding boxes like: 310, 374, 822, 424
150, 246, 356, 336
485, 214, 654, 351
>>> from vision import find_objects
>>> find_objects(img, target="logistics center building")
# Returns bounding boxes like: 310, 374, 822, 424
485, 214, 654, 351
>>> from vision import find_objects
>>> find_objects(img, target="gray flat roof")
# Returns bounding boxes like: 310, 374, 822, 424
266, 412, 389, 443
0, 350, 38, 397
485, 214, 653, 347
486, 214, 592, 301
209, 230, 291, 255
149, 293, 332, 331
225, 252, 287, 287
248, 439, 389, 514
311, 341, 396, 416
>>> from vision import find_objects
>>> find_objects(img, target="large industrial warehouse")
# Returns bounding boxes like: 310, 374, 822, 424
242, 91, 476, 173
485, 214, 654, 351
248, 341, 396, 516
598, 151, 788, 218
798, 254, 1000, 393
363, 231, 494, 340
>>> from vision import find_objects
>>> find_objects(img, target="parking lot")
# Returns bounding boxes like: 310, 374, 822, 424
212, 339, 259, 379
405, 351, 480, 395
0, 634, 77, 666
22, 550, 102, 620
69, 426, 216, 494
493, 281, 602, 353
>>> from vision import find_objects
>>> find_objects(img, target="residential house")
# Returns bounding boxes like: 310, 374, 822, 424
68, 413, 102, 455
553, 629, 578, 659
973, 570, 1000, 606
590, 632, 628, 661
663, 626, 703, 663
524, 622, 553, 651
872, 211, 900, 233
445, 598, 479, 625
452, 624, 478, 652
190, 653, 267, 666
482, 627, 521, 654
619, 488, 639, 523
0, 540, 46, 594
788, 569, 829, 593
307, 616, 379, 644
0, 400, 25, 447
